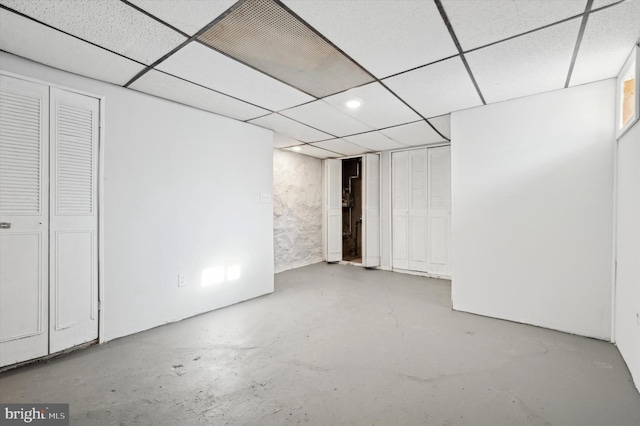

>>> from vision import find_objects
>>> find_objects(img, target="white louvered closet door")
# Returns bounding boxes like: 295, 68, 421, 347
408, 149, 429, 272
392, 146, 451, 277
392, 151, 409, 269
325, 159, 342, 262
49, 88, 99, 353
427, 146, 451, 276
362, 153, 380, 268
0, 75, 50, 367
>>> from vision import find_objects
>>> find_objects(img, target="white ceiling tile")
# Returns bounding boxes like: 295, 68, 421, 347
157, 42, 314, 111
282, 0, 457, 78
249, 114, 332, 143
570, 0, 640, 86
427, 115, 452, 140
383, 57, 483, 118
273, 133, 303, 149
380, 121, 446, 146
442, 0, 586, 51
128, 0, 236, 36
280, 100, 374, 137
311, 139, 368, 156
0, 0, 186, 65
0, 8, 144, 85
466, 19, 581, 104
129, 70, 269, 121
343, 132, 407, 152
323, 82, 421, 129
285, 144, 338, 159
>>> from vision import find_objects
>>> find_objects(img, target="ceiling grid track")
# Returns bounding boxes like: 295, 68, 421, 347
272, 113, 339, 139
433, 0, 486, 105
565, 0, 594, 88
119, 0, 190, 38
303, 143, 344, 156
381, 54, 460, 81
124, 39, 193, 88
377, 80, 451, 141
312, 119, 427, 144
150, 69, 275, 113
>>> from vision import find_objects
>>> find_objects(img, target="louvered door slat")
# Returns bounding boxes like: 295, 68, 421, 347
1, 154, 41, 165
0, 123, 42, 135
0, 101, 41, 116
59, 159, 92, 170
0, 87, 44, 215
0, 137, 41, 150
1, 148, 41, 157
53, 101, 96, 216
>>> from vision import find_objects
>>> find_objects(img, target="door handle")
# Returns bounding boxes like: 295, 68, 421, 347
0, 223, 10, 229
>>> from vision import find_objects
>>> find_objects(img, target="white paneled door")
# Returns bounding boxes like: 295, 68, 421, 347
0, 75, 99, 367
409, 149, 429, 272
325, 159, 342, 262
427, 146, 451, 275
0, 76, 50, 366
392, 146, 451, 277
392, 150, 409, 269
362, 153, 380, 268
49, 88, 99, 353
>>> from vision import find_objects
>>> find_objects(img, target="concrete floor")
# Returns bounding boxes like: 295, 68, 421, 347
1, 263, 639, 425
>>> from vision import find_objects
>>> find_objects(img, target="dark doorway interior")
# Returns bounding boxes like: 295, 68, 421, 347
341, 157, 362, 263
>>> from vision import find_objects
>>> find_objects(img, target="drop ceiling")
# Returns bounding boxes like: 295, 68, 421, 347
0, 0, 638, 159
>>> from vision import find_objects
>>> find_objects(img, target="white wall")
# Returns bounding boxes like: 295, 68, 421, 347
1, 52, 274, 342
615, 120, 640, 390
273, 149, 322, 273
451, 80, 615, 340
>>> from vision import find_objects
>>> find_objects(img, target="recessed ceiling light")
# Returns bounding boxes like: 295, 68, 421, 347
292, 146, 302, 151
346, 99, 363, 109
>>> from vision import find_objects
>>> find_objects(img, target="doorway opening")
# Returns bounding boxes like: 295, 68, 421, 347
341, 157, 362, 264
325, 153, 379, 266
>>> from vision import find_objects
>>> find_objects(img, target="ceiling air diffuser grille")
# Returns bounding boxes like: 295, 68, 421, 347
197, 0, 374, 98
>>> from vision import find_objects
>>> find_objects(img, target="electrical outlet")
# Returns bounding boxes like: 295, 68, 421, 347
178, 274, 187, 287
259, 193, 272, 203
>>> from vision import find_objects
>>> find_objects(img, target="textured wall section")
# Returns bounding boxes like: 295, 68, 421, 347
273, 149, 323, 273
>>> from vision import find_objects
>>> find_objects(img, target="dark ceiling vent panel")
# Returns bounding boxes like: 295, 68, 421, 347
197, 0, 375, 98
